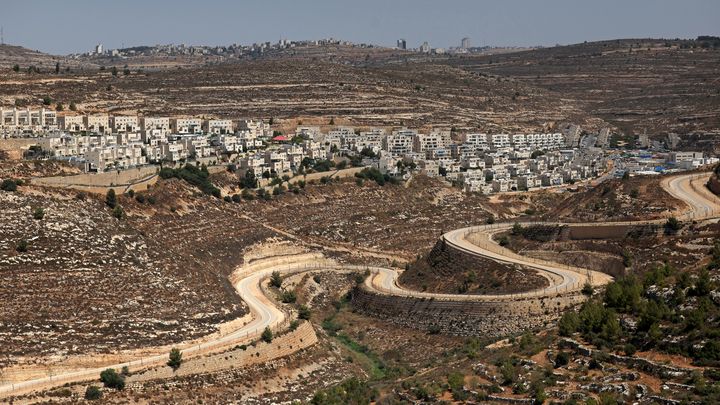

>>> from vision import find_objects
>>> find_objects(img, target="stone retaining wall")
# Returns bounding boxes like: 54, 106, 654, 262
127, 321, 318, 383
351, 286, 585, 337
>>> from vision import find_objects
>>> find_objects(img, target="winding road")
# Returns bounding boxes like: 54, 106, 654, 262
1, 171, 718, 398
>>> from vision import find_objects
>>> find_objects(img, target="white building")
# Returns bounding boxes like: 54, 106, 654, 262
203, 119, 234, 135
170, 118, 202, 134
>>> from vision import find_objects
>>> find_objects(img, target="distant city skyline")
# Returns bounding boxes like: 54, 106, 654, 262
1, 0, 718, 55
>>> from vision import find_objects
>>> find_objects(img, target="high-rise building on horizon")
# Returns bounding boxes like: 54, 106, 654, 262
461, 37, 470, 49
396, 39, 406, 50
420, 41, 430, 53
95, 43, 103, 55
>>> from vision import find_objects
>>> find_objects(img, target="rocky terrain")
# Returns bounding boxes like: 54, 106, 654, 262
0, 180, 281, 365
3, 38, 718, 140
399, 239, 548, 295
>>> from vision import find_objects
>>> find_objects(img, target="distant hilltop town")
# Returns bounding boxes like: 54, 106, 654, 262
0, 106, 713, 194
77, 36, 514, 60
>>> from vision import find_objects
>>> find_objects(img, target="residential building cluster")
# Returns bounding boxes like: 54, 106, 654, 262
4, 106, 714, 194
80, 37, 379, 61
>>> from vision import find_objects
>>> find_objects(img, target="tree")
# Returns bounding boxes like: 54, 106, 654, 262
55, 62, 60, 74
622, 249, 633, 267
42, 96, 52, 105
281, 289, 296, 303
55, 102, 64, 112
99, 368, 125, 390
240, 169, 258, 189
69, 101, 77, 111
84, 385, 102, 400
261, 326, 273, 343
111, 66, 118, 76
112, 205, 124, 219
105, 189, 117, 208
622, 171, 630, 180
123, 68, 131, 76
665, 216, 681, 232
310, 377, 377, 405
298, 305, 311, 320
558, 311, 580, 336
270, 271, 283, 288
12, 64, 19, 72
555, 351, 570, 367
167, 348, 182, 370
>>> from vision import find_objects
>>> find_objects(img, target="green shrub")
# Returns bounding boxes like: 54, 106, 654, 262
105, 189, 117, 208
16, 239, 28, 253
112, 205, 124, 219
99, 368, 125, 390
1, 179, 18, 191
298, 305, 311, 320
84, 385, 102, 400
270, 271, 283, 288
555, 351, 570, 367
167, 348, 182, 370
558, 311, 580, 336
310, 377, 376, 405
281, 290, 297, 303
261, 327, 273, 343
32, 207, 45, 220
159, 164, 220, 197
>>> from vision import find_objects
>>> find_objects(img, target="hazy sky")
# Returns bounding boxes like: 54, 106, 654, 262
2, 0, 719, 54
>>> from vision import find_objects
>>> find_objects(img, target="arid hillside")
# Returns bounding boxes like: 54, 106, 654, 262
3, 39, 717, 137
446, 38, 720, 137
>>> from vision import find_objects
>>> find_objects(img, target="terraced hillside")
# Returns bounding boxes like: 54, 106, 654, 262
0, 181, 275, 364
447, 38, 720, 138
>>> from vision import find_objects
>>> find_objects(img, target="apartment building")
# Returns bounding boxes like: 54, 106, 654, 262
110, 116, 139, 133
170, 118, 202, 134
238, 119, 271, 138
0, 107, 57, 131
58, 115, 86, 132
203, 119, 234, 135
384, 129, 416, 157
141, 117, 171, 134
84, 114, 110, 134
488, 133, 511, 150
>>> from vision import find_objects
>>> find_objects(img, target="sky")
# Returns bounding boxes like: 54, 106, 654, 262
2, 0, 719, 55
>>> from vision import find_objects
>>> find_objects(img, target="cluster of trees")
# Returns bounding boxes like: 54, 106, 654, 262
354, 167, 398, 186
511, 223, 564, 242
159, 163, 221, 198
105, 189, 124, 219
559, 260, 719, 362
310, 377, 377, 405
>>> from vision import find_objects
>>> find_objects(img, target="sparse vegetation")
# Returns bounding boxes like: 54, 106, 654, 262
99, 368, 125, 390
167, 348, 183, 370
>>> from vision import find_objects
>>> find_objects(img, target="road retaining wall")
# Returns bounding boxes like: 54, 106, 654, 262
351, 286, 585, 337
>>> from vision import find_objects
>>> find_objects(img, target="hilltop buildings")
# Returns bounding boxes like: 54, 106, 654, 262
4, 107, 709, 194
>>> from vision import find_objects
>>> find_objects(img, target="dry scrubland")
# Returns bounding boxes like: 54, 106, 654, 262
2, 39, 718, 140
